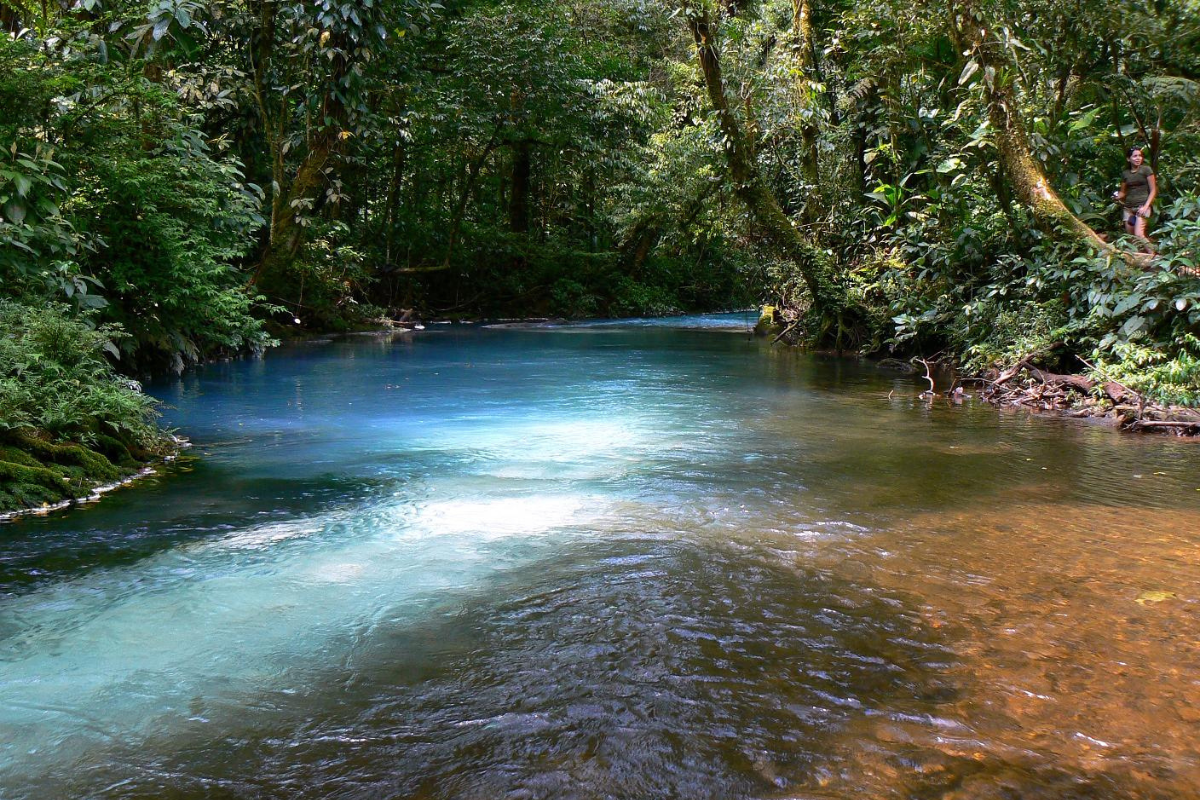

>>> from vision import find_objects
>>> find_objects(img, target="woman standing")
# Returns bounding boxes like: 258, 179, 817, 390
1114, 147, 1157, 249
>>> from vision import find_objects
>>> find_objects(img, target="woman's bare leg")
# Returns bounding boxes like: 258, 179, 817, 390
1132, 215, 1155, 254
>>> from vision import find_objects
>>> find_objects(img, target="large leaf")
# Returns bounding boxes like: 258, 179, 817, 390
4, 200, 27, 224
152, 16, 171, 41
957, 59, 979, 86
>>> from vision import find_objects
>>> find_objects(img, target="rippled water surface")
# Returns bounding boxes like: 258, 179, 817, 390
2, 315, 1199, 799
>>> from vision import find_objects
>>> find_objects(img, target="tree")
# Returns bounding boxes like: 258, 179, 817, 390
682, 0, 845, 317
952, 1, 1112, 251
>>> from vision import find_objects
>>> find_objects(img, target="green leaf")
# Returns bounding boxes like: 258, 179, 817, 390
936, 157, 963, 174
1067, 107, 1101, 134
1120, 315, 1146, 336
4, 200, 27, 224
1113, 293, 1143, 316
957, 60, 979, 86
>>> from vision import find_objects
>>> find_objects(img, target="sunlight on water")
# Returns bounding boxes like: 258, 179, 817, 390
0, 402, 644, 790
0, 490, 607, 784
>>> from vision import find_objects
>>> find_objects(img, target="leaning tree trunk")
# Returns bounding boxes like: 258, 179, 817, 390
254, 129, 339, 287
953, 6, 1111, 253
685, 4, 844, 314
791, 0, 821, 223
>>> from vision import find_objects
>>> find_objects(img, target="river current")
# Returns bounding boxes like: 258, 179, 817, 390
1, 315, 1198, 799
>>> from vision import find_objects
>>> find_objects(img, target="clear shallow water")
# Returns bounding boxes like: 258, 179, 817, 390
2, 314, 1199, 799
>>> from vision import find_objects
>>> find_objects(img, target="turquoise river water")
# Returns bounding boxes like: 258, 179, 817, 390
1, 314, 1198, 799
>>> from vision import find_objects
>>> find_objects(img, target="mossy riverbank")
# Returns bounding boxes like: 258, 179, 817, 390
0, 431, 177, 517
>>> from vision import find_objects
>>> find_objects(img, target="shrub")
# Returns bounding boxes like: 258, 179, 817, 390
0, 301, 163, 448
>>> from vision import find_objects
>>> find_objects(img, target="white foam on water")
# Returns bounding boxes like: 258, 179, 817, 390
409, 495, 586, 538
0, 404, 678, 795
410, 417, 654, 461
0, 453, 622, 791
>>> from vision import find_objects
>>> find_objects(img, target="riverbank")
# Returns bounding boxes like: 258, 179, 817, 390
880, 354, 1200, 436
761, 309, 1200, 437
977, 363, 1200, 436
0, 431, 181, 519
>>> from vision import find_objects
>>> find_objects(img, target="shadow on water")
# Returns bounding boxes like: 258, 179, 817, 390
0, 462, 399, 598
25, 533, 959, 800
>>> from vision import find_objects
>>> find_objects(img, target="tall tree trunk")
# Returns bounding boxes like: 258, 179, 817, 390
621, 216, 662, 274
509, 139, 531, 234
444, 130, 500, 267
250, 10, 352, 288
383, 139, 406, 264
1, 3, 22, 33
685, 4, 843, 313
791, 0, 820, 223
255, 131, 338, 286
953, 7, 1111, 252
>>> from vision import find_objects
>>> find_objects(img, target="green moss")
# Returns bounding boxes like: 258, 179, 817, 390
0, 431, 156, 514
94, 434, 136, 467
753, 305, 784, 337
0, 445, 41, 469
0, 482, 66, 510
9, 434, 121, 481
0, 459, 72, 491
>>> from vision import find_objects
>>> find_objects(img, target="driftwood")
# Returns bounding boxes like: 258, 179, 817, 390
917, 359, 936, 395
1132, 419, 1200, 429
981, 361, 1200, 436
772, 320, 802, 344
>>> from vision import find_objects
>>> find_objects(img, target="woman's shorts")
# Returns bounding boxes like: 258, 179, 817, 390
1123, 207, 1149, 224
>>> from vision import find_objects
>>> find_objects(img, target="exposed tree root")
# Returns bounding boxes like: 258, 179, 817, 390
979, 362, 1200, 436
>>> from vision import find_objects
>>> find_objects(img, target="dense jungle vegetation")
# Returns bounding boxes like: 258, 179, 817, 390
2, 0, 1199, 509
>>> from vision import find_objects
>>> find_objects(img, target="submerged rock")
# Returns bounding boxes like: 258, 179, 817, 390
876, 358, 919, 374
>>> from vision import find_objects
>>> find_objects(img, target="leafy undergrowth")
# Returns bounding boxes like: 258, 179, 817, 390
0, 302, 173, 514
861, 194, 1200, 413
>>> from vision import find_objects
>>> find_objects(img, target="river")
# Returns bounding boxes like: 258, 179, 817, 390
1, 314, 1198, 799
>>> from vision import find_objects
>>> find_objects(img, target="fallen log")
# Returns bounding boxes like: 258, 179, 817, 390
1131, 420, 1200, 429
1028, 368, 1095, 394
772, 320, 802, 344
1024, 367, 1144, 406
1102, 381, 1141, 406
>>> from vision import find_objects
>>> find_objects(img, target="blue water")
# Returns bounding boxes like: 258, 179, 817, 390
2, 315, 1199, 799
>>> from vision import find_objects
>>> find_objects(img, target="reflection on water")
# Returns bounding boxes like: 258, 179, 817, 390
1, 315, 1198, 799
785, 503, 1200, 799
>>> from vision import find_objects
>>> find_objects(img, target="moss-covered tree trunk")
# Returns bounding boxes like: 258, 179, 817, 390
249, 4, 352, 290
953, 6, 1112, 253
791, 0, 821, 224
256, 132, 338, 287
685, 4, 843, 314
